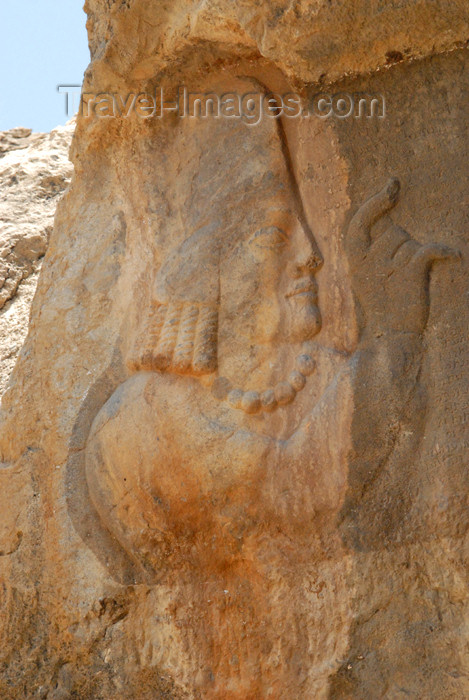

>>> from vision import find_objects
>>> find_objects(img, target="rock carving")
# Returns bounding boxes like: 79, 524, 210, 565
87, 97, 457, 571
84, 85, 458, 695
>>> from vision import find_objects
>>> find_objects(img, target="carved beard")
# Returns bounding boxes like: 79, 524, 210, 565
129, 301, 218, 376
288, 298, 322, 343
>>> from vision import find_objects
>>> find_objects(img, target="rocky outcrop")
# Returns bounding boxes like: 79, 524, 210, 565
0, 2, 468, 698
0, 123, 74, 396
84, 0, 469, 85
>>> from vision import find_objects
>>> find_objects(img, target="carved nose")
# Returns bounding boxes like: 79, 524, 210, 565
288, 233, 324, 278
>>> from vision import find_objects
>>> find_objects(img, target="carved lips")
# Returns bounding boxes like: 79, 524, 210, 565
285, 276, 318, 302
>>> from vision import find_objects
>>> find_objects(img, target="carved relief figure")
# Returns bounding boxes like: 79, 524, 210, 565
85, 77, 457, 696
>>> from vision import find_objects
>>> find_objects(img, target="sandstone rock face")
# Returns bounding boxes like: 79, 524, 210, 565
84, 0, 469, 85
1, 3, 468, 699
0, 123, 74, 397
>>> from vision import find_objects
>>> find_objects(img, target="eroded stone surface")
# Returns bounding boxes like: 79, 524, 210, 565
0, 122, 74, 397
83, 0, 469, 85
0, 3, 468, 699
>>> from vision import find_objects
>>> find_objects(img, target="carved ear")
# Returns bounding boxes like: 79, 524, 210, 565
155, 222, 221, 307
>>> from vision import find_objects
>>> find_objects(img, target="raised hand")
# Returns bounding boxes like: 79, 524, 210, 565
345, 178, 459, 337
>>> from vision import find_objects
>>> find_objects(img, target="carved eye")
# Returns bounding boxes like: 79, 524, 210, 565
250, 226, 289, 250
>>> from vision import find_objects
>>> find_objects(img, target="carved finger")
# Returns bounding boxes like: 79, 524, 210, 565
409, 243, 461, 276
345, 177, 400, 263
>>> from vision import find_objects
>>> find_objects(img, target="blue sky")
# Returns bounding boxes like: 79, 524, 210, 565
0, 1, 90, 132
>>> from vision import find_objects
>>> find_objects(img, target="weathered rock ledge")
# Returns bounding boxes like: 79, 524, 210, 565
0, 122, 74, 397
